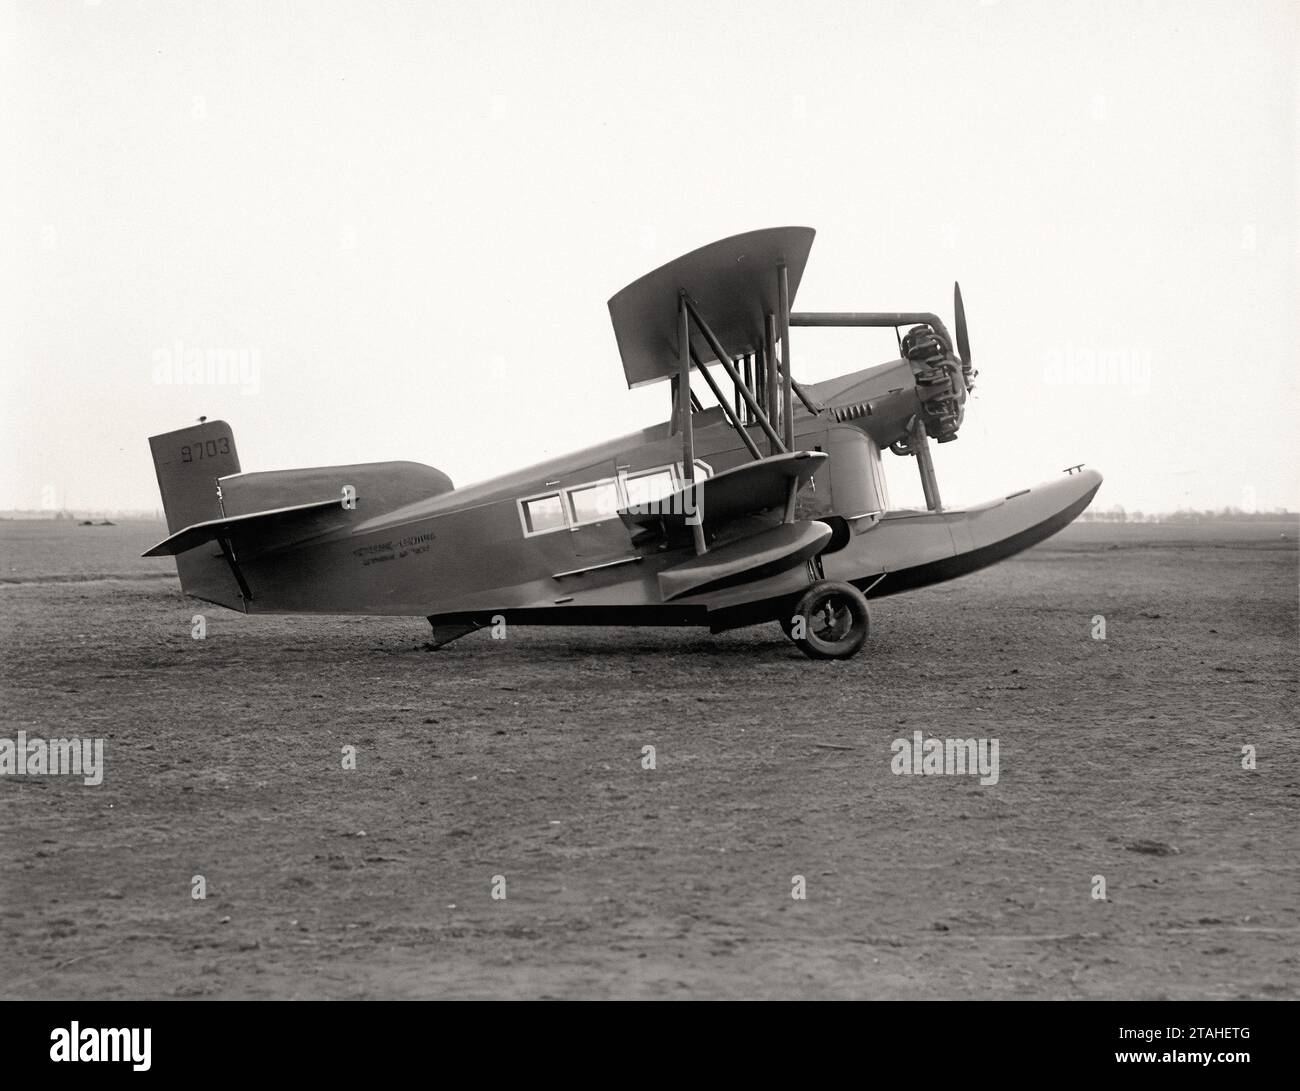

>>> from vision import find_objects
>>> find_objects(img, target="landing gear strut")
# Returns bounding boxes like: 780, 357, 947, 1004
782, 580, 871, 660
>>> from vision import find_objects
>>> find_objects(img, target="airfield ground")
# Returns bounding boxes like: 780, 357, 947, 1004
1, 518, 1296, 999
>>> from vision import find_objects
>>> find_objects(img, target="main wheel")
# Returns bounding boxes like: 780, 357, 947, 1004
788, 580, 870, 660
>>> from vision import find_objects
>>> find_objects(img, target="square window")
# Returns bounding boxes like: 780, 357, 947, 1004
623, 469, 676, 510
521, 494, 566, 534
567, 480, 621, 525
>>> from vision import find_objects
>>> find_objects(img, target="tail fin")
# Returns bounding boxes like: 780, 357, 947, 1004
148, 421, 245, 609
149, 420, 241, 531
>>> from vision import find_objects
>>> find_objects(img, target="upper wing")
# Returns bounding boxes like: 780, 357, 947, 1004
607, 226, 815, 389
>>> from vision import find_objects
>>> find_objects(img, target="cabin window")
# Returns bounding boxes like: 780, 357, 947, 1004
622, 468, 676, 509
519, 493, 567, 535
566, 479, 621, 526
519, 461, 694, 538
677, 459, 714, 481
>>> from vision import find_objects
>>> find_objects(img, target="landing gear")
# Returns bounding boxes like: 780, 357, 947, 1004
783, 580, 870, 660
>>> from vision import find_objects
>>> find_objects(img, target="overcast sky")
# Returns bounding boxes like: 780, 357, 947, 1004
3, 0, 1296, 515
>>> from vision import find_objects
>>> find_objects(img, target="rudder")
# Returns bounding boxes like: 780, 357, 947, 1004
148, 420, 245, 609
149, 420, 241, 532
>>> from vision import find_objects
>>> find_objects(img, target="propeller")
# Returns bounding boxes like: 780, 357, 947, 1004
953, 281, 975, 389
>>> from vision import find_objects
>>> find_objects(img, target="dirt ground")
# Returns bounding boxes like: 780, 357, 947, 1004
1, 518, 1296, 999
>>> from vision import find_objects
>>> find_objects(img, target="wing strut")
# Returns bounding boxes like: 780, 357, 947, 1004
778, 263, 794, 449
678, 293, 708, 556
690, 346, 762, 459
674, 265, 824, 476
217, 535, 253, 603
764, 313, 780, 453
909, 416, 943, 512
682, 293, 786, 455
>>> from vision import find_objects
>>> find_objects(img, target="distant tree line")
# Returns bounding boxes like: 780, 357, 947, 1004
1078, 506, 1297, 523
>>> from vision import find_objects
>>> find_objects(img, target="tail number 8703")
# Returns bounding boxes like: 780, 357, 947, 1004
181, 436, 231, 463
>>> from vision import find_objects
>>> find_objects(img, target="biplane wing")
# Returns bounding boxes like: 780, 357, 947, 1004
658, 520, 832, 600
618, 450, 827, 532
608, 226, 815, 389
608, 227, 827, 603
617, 451, 831, 599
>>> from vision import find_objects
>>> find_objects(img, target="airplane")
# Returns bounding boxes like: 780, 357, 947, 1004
144, 226, 1102, 660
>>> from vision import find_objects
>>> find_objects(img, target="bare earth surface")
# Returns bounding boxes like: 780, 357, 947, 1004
1, 518, 1296, 999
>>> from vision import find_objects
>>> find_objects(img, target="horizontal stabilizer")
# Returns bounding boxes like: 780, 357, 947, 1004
619, 450, 827, 533
659, 519, 832, 601
142, 497, 346, 557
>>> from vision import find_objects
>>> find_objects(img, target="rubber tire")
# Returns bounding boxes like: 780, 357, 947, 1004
789, 580, 870, 660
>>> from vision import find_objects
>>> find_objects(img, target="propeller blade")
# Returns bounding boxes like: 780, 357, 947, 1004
953, 281, 971, 367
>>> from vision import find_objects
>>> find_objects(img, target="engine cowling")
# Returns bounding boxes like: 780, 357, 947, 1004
898, 324, 968, 444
